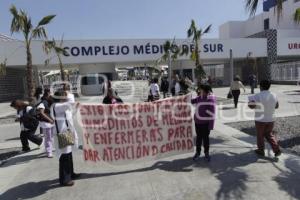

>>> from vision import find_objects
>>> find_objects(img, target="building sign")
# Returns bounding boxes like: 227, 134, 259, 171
0, 38, 267, 66
278, 38, 300, 56
288, 42, 300, 50
63, 43, 225, 57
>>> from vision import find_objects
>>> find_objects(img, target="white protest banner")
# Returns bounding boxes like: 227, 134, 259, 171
79, 94, 194, 165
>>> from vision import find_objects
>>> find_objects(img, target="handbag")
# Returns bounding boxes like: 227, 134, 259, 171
227, 91, 233, 99
53, 105, 75, 149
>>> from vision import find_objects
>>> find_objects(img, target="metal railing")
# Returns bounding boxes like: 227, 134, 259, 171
271, 62, 300, 81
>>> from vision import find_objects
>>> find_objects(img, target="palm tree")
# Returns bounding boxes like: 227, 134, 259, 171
0, 59, 7, 76
10, 5, 55, 98
187, 20, 211, 85
44, 38, 68, 81
161, 39, 181, 93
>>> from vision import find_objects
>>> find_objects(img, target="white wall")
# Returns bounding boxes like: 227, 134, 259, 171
244, 13, 265, 37
219, 0, 300, 39
278, 29, 300, 38
219, 21, 245, 39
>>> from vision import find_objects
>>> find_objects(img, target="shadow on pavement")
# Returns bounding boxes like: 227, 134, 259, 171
220, 106, 236, 110
0, 150, 45, 168
288, 101, 300, 104
274, 157, 300, 199
195, 151, 274, 200
0, 179, 59, 200
283, 90, 300, 94
0, 150, 279, 200
5, 137, 20, 141
279, 136, 300, 148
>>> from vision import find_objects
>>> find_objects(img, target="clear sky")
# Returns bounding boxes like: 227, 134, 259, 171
0, 0, 262, 40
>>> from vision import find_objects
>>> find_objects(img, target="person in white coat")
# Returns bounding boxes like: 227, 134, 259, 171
51, 90, 80, 187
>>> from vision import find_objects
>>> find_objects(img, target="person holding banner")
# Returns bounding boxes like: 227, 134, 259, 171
148, 78, 160, 102
191, 84, 216, 162
103, 88, 123, 104
51, 90, 80, 187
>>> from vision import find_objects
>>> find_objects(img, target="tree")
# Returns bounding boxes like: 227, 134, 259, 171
0, 58, 7, 76
10, 5, 55, 98
187, 20, 211, 85
161, 39, 181, 93
44, 38, 69, 81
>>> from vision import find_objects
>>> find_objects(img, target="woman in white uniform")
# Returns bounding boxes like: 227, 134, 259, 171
51, 90, 80, 187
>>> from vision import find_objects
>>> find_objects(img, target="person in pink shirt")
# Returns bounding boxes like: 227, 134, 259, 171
191, 84, 216, 161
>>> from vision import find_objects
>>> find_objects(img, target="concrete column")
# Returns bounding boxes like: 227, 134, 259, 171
229, 49, 234, 83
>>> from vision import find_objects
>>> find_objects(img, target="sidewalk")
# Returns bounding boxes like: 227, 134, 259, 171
0, 102, 15, 118
1, 83, 300, 199
1, 123, 300, 200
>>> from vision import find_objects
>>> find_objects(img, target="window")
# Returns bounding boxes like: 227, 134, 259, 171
264, 18, 270, 30
81, 76, 97, 85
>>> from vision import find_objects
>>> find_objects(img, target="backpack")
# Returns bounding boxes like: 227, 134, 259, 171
20, 106, 39, 131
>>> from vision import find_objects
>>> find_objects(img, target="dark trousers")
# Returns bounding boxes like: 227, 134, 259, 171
162, 91, 168, 98
20, 130, 43, 151
195, 123, 211, 154
59, 152, 75, 185
250, 84, 255, 94
231, 90, 240, 108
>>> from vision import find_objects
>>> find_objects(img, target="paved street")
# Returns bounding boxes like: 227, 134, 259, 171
1, 81, 300, 200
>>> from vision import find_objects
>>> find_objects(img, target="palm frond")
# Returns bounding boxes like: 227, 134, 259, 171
294, 8, 300, 23
163, 40, 171, 52
196, 30, 202, 39
203, 24, 212, 34
55, 46, 67, 54
38, 15, 56, 26
59, 34, 65, 47
31, 26, 47, 39
245, 0, 259, 17
274, 0, 284, 22
10, 5, 21, 34
190, 51, 197, 61
187, 28, 193, 38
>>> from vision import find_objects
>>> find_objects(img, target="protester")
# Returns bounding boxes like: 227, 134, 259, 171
10, 100, 43, 152
248, 80, 281, 157
230, 75, 246, 108
248, 74, 257, 94
103, 88, 123, 104
171, 74, 179, 96
160, 77, 169, 98
34, 87, 43, 103
174, 77, 181, 96
148, 78, 160, 102
51, 90, 80, 187
207, 76, 213, 86
191, 84, 216, 162
179, 77, 189, 95
64, 84, 75, 104
37, 89, 54, 158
